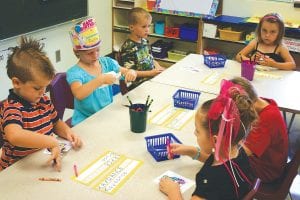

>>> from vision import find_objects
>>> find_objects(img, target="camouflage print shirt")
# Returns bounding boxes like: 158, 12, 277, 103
119, 38, 154, 89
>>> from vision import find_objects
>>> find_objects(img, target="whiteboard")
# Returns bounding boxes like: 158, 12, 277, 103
156, 0, 215, 15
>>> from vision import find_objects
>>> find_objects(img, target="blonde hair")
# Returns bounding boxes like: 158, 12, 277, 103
128, 7, 152, 25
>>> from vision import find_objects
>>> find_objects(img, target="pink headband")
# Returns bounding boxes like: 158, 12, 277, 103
207, 79, 246, 161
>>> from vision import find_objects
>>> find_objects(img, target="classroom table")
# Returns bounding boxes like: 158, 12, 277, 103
151, 54, 300, 116
0, 81, 216, 200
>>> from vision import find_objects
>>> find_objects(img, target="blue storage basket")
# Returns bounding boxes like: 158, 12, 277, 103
173, 89, 200, 110
179, 24, 198, 41
145, 133, 182, 162
204, 54, 226, 68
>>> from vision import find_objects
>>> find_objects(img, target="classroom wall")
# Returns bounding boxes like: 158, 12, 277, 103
223, 0, 300, 21
0, 0, 112, 100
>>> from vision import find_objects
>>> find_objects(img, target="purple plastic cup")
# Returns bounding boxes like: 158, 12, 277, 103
241, 61, 255, 81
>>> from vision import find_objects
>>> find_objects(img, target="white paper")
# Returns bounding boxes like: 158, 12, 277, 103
154, 170, 195, 193
43, 137, 72, 155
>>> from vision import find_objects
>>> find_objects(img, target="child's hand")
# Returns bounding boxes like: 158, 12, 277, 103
124, 69, 137, 82
66, 132, 82, 149
254, 52, 264, 63
150, 69, 163, 76
159, 176, 181, 197
47, 145, 61, 172
102, 73, 117, 85
169, 143, 190, 156
258, 56, 276, 67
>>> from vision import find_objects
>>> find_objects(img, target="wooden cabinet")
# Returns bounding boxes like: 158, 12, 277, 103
112, 0, 206, 66
201, 15, 300, 67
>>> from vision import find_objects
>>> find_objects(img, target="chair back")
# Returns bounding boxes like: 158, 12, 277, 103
48, 72, 74, 122
242, 178, 261, 200
254, 148, 300, 200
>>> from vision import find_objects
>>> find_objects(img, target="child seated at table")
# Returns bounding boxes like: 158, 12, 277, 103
236, 13, 295, 70
119, 7, 164, 92
67, 17, 137, 126
159, 80, 257, 200
0, 36, 82, 171
231, 77, 288, 183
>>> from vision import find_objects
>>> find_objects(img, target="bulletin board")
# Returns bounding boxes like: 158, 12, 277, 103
155, 0, 219, 17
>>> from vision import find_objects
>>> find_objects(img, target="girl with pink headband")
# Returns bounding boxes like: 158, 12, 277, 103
159, 79, 257, 200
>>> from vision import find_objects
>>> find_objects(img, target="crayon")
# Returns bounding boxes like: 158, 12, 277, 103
73, 164, 79, 177
38, 177, 62, 182
166, 137, 173, 159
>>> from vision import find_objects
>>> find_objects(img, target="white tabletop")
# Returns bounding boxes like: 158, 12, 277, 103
151, 54, 300, 114
0, 81, 216, 200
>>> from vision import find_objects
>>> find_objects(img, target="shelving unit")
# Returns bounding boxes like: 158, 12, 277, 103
112, 0, 221, 66
112, 1, 299, 68
201, 15, 300, 66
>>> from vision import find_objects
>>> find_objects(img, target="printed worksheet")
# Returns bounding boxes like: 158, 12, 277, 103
73, 151, 143, 195
149, 104, 195, 130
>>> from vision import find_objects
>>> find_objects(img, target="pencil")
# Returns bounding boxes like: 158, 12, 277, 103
38, 177, 62, 182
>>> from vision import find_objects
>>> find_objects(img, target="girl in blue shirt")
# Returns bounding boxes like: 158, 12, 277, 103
67, 18, 136, 126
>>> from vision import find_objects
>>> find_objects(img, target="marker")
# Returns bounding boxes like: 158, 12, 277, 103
147, 99, 153, 109
166, 137, 173, 159
73, 164, 79, 177
126, 96, 133, 106
38, 177, 62, 182
145, 95, 150, 106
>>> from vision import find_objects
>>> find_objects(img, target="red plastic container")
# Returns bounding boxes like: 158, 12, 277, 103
165, 27, 180, 38
147, 0, 156, 11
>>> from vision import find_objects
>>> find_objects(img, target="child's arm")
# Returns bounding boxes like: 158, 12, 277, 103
154, 60, 165, 71
4, 123, 61, 171
70, 74, 116, 100
119, 67, 137, 82
53, 119, 82, 149
134, 68, 163, 77
169, 143, 210, 163
262, 45, 296, 70
4, 124, 59, 149
236, 39, 257, 62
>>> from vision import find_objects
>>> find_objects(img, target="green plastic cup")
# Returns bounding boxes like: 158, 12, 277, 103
129, 104, 148, 133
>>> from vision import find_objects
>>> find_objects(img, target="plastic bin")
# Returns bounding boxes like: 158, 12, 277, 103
147, 0, 156, 11
204, 54, 226, 68
167, 50, 188, 61
145, 133, 182, 162
164, 27, 180, 38
154, 21, 165, 35
151, 40, 173, 58
179, 24, 198, 41
219, 29, 242, 41
173, 89, 200, 110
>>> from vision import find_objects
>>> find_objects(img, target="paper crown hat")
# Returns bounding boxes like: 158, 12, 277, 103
70, 17, 101, 50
